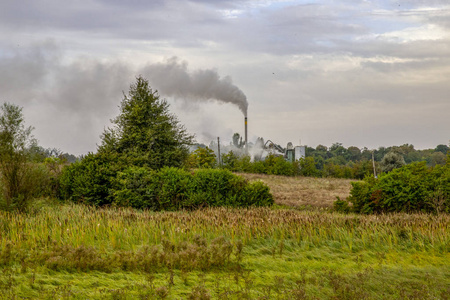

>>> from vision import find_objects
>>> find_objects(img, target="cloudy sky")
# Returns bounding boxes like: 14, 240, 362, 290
1, 0, 449, 155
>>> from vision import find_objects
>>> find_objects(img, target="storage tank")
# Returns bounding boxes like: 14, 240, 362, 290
294, 146, 306, 160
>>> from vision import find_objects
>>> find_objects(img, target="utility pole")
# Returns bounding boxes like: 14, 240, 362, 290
217, 137, 221, 166
372, 151, 377, 179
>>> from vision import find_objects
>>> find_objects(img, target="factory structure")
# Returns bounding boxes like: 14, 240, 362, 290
193, 116, 307, 164
259, 140, 306, 162
244, 116, 306, 162
286, 143, 306, 162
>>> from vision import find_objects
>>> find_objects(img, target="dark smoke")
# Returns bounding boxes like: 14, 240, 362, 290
0, 43, 248, 154
141, 57, 248, 116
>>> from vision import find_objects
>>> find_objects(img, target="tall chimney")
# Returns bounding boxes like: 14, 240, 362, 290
245, 117, 248, 153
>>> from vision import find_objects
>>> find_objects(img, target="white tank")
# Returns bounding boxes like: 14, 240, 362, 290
294, 146, 306, 160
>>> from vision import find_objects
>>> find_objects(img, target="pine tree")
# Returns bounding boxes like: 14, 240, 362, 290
99, 76, 194, 169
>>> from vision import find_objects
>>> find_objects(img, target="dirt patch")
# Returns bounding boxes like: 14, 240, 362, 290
237, 173, 355, 209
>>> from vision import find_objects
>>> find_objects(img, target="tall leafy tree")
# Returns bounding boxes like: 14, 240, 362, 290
435, 144, 449, 155
99, 76, 194, 169
0, 103, 35, 211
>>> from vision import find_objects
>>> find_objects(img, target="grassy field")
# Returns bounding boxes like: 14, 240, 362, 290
0, 175, 449, 299
238, 173, 354, 209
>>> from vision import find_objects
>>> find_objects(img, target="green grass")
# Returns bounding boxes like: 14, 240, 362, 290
0, 200, 449, 299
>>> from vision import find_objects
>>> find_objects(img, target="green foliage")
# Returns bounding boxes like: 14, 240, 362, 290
1, 204, 449, 299
435, 144, 449, 155
259, 154, 292, 175
154, 167, 191, 210
59, 152, 123, 206
112, 166, 155, 209
430, 151, 447, 166
380, 151, 406, 173
98, 76, 194, 169
221, 151, 240, 170
59, 77, 206, 209
298, 157, 319, 177
42, 156, 67, 197
187, 168, 244, 208
333, 196, 350, 213
240, 180, 273, 207
222, 153, 301, 176
351, 160, 375, 180
61, 165, 273, 210
347, 162, 450, 214
0, 103, 37, 212
222, 153, 253, 173
188, 147, 217, 168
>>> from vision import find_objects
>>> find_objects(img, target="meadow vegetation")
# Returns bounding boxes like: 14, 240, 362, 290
238, 173, 353, 209
1, 77, 449, 299
0, 200, 449, 299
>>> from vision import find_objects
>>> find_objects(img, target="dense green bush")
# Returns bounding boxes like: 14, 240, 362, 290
112, 166, 156, 209
60, 166, 273, 210
346, 161, 449, 214
222, 153, 301, 176
187, 168, 245, 208
59, 152, 123, 206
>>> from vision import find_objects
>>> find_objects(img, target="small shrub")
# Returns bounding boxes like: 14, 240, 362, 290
59, 152, 122, 206
333, 196, 350, 213
239, 181, 274, 207
0, 163, 50, 212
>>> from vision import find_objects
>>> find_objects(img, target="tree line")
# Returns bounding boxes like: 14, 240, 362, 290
188, 141, 448, 179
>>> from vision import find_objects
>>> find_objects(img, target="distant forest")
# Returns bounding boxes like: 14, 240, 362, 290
305, 142, 448, 167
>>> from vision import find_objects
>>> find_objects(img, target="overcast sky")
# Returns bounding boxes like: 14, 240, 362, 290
1, 0, 449, 155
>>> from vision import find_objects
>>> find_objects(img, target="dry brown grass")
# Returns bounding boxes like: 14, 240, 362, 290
237, 173, 355, 209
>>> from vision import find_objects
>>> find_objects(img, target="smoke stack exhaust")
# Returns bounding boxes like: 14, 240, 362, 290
245, 117, 248, 153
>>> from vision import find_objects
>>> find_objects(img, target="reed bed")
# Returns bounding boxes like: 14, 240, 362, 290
0, 204, 449, 299
1, 204, 448, 254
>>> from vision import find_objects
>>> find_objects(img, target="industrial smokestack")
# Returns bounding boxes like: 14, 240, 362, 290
245, 117, 248, 153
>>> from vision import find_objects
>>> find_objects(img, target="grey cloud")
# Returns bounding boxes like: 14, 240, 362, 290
332, 37, 450, 60
0, 1, 377, 56
2, 0, 446, 57
0, 42, 132, 153
0, 41, 61, 102
0, 0, 226, 44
